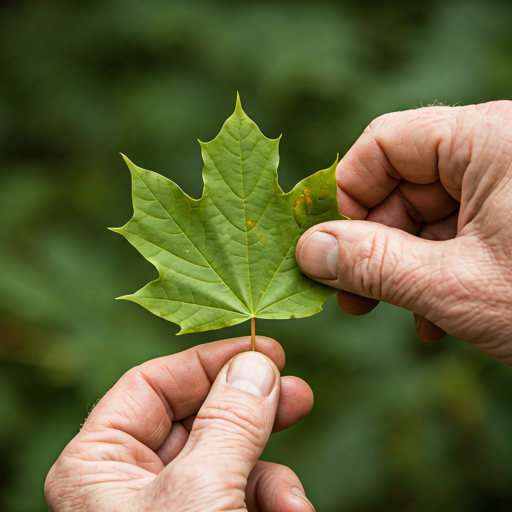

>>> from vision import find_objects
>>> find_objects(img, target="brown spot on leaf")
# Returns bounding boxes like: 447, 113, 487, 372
294, 189, 312, 209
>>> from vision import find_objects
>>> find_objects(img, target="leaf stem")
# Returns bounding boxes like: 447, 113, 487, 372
251, 317, 256, 351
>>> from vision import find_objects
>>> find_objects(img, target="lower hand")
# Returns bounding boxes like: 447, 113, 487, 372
45, 337, 315, 512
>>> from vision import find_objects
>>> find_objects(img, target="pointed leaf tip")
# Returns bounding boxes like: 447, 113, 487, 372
235, 92, 243, 113
120, 153, 135, 172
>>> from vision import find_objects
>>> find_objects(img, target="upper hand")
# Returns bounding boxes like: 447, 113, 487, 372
45, 337, 315, 512
296, 100, 512, 364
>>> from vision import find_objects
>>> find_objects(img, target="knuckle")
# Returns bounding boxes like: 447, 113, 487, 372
44, 460, 79, 512
366, 108, 460, 179
352, 229, 430, 307
163, 460, 245, 510
366, 113, 390, 135
483, 99, 512, 120
480, 101, 512, 158
436, 239, 512, 331
353, 230, 398, 299
194, 398, 265, 446
413, 108, 457, 146
44, 466, 58, 505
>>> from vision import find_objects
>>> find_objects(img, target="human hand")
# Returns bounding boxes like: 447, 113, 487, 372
44, 337, 315, 512
296, 101, 512, 364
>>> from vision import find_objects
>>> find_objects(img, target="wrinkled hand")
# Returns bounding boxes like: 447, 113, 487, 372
45, 337, 315, 512
297, 101, 512, 364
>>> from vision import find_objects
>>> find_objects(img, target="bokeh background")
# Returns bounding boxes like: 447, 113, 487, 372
1, 1, 512, 510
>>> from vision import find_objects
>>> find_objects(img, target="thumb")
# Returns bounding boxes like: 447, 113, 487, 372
296, 220, 468, 322
161, 352, 280, 509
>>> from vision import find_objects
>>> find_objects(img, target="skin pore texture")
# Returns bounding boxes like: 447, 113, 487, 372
46, 101, 512, 512
297, 100, 512, 365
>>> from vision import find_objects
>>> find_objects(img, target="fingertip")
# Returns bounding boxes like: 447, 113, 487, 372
247, 462, 315, 512
227, 351, 278, 398
275, 487, 316, 512
337, 290, 380, 316
282, 376, 314, 410
156, 421, 189, 465
253, 336, 286, 371
273, 376, 314, 433
414, 313, 446, 342
336, 186, 369, 220
296, 225, 318, 258
297, 231, 339, 280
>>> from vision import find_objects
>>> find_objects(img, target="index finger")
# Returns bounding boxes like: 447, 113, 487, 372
336, 106, 466, 220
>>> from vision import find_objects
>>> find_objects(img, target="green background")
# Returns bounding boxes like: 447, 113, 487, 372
1, 1, 512, 510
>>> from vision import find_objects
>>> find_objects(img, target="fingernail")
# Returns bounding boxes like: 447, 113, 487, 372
292, 487, 315, 511
298, 232, 338, 280
227, 352, 276, 398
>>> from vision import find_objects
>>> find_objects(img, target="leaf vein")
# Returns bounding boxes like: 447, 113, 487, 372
132, 171, 250, 313
237, 112, 254, 314
135, 297, 246, 315
203, 148, 243, 199
257, 285, 317, 313
254, 200, 313, 311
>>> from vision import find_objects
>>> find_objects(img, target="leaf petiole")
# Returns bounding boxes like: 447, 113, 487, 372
251, 317, 256, 352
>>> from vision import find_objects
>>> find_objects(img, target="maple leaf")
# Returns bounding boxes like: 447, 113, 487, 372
112, 96, 347, 337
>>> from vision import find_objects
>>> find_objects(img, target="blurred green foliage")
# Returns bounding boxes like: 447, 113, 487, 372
1, 1, 512, 510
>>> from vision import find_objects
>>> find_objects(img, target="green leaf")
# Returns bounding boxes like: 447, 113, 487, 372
112, 96, 347, 334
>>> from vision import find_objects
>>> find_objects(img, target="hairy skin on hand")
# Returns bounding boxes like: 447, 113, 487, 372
44, 337, 315, 512
297, 101, 512, 365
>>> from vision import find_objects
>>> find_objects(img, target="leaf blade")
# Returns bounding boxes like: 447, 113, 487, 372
114, 98, 347, 334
